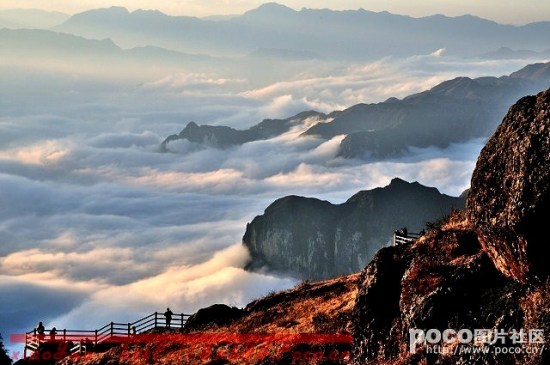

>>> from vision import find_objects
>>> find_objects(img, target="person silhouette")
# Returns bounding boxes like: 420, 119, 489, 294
164, 308, 173, 328
36, 322, 45, 342
49, 327, 57, 342
402, 227, 408, 237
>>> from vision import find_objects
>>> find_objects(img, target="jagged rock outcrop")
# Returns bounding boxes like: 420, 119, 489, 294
243, 178, 464, 280
468, 89, 550, 282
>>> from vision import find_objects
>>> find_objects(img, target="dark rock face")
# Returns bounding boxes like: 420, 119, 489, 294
467, 89, 550, 282
352, 244, 409, 360
184, 304, 244, 331
243, 178, 464, 280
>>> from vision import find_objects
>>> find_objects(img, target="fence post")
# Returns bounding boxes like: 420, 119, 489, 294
110, 322, 114, 337
154, 312, 158, 327
181, 314, 184, 329
95, 329, 98, 345
127, 323, 131, 337
63, 329, 67, 342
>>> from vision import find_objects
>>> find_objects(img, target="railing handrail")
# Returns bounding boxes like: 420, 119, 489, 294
24, 311, 192, 359
394, 231, 422, 237
96, 322, 112, 333
393, 230, 424, 246
131, 313, 156, 326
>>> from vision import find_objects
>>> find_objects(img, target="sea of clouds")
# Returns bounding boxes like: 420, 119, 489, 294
0, 45, 542, 352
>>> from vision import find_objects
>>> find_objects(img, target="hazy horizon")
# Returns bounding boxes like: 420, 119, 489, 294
1, 0, 550, 25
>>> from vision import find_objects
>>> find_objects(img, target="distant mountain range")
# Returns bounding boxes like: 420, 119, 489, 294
0, 28, 121, 56
477, 46, 550, 60
162, 61, 550, 159
0, 27, 328, 88
0, 9, 68, 29
52, 3, 550, 60
0, 28, 214, 66
243, 178, 465, 280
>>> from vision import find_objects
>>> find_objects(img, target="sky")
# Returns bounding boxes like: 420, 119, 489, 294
0, 0, 549, 24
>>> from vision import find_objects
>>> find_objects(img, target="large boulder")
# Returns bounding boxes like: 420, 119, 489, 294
184, 304, 244, 331
467, 88, 550, 282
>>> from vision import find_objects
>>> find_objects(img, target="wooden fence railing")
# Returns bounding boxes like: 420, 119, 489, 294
24, 311, 191, 360
393, 231, 422, 246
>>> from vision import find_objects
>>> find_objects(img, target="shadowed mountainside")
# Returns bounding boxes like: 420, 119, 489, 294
243, 178, 464, 280
309, 62, 550, 159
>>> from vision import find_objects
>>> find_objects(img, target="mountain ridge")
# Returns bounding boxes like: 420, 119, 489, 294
0, 9, 69, 29
161, 111, 327, 151
310, 62, 550, 158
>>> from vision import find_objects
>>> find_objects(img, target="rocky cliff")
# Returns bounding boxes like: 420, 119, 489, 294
352, 212, 550, 365
468, 89, 550, 282
243, 178, 464, 280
